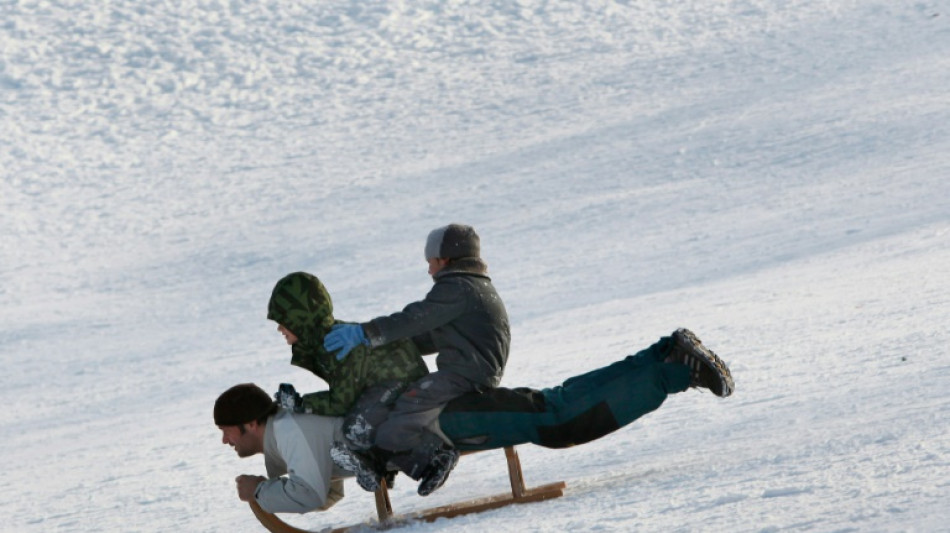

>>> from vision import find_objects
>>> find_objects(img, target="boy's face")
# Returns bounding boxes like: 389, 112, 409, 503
277, 324, 298, 345
427, 257, 449, 277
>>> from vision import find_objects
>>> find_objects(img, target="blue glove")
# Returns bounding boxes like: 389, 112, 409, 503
324, 323, 369, 360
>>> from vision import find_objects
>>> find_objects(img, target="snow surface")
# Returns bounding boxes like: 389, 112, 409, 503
2, 0, 949, 531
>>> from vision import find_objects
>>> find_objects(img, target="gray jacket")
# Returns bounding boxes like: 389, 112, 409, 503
254, 409, 348, 513
362, 258, 510, 388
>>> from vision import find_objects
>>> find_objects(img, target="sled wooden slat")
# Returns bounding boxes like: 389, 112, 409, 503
250, 500, 312, 533
330, 481, 567, 532
373, 477, 394, 521
250, 446, 566, 532
505, 446, 526, 499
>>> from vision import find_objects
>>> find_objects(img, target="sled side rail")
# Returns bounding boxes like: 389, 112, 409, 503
364, 445, 564, 526
250, 445, 566, 532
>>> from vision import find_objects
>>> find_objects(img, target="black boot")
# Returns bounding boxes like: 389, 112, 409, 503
417, 445, 461, 496
330, 443, 389, 492
666, 328, 734, 397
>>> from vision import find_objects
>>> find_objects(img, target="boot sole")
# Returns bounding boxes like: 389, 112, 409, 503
673, 328, 735, 398
417, 451, 460, 496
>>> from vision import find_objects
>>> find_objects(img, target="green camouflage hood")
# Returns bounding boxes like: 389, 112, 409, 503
266, 271, 430, 416
267, 272, 336, 344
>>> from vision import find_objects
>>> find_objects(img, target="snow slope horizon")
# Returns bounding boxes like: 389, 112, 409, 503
2, 1, 949, 532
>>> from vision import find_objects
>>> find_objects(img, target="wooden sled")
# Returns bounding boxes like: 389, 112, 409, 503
250, 446, 566, 532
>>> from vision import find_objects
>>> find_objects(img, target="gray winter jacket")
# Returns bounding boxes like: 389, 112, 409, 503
362, 258, 510, 388
254, 409, 348, 513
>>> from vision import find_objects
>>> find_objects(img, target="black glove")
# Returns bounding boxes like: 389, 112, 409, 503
275, 383, 303, 411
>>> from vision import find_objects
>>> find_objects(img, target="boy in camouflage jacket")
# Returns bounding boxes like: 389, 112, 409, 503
266, 272, 429, 417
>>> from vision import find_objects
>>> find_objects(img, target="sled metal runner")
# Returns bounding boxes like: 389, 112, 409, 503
250, 446, 566, 532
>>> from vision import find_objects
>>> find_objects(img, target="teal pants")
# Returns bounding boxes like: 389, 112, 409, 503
438, 336, 691, 451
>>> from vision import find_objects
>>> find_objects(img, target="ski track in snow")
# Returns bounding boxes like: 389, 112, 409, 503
2, 1, 949, 532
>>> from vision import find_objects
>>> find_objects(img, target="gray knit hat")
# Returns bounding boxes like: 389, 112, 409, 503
425, 224, 480, 260
214, 383, 278, 426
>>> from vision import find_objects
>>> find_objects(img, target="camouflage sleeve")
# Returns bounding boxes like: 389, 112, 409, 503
298, 345, 369, 416
290, 342, 333, 382
300, 389, 356, 417
366, 339, 431, 383
298, 339, 428, 417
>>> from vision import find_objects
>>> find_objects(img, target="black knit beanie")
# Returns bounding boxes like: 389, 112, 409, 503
424, 224, 480, 260
214, 383, 277, 426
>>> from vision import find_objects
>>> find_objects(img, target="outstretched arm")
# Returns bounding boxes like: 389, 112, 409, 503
363, 281, 466, 346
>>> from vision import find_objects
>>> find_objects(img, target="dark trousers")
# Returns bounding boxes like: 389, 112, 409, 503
375, 370, 477, 452
438, 335, 691, 450
342, 370, 478, 479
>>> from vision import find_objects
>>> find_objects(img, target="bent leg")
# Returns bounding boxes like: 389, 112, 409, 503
376, 371, 474, 451
376, 371, 475, 479
341, 380, 406, 451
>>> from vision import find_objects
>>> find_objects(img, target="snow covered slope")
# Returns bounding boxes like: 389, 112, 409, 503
2, 1, 948, 531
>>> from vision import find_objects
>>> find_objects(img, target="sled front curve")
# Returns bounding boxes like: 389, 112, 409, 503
250, 446, 566, 532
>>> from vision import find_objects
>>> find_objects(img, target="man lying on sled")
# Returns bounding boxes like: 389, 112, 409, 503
214, 328, 734, 514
